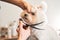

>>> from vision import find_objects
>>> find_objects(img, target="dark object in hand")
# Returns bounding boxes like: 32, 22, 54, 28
19, 18, 44, 30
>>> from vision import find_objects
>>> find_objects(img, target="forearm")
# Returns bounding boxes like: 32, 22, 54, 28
1, 0, 28, 10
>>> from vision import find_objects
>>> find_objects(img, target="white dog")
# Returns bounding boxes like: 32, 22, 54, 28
20, 1, 59, 40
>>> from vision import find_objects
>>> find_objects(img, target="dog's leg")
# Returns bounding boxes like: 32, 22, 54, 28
27, 28, 38, 40
27, 35, 38, 40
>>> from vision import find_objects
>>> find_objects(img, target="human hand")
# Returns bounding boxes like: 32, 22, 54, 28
16, 21, 30, 40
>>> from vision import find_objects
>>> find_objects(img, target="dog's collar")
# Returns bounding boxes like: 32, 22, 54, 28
19, 18, 44, 30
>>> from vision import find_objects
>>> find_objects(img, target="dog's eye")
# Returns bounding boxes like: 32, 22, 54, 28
31, 12, 35, 15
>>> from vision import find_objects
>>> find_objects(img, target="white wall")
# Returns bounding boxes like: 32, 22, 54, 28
0, 0, 60, 36
0, 1, 22, 27
46, 0, 60, 35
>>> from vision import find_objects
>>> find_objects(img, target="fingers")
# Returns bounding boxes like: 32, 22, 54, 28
16, 28, 19, 32
24, 3, 32, 12
19, 21, 23, 29
17, 21, 30, 32
27, 6, 31, 12
27, 5, 32, 12
16, 21, 23, 33
16, 28, 20, 37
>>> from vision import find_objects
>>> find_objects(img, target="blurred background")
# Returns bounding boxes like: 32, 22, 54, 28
0, 0, 60, 40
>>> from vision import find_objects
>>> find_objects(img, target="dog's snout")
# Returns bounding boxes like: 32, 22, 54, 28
24, 14, 28, 17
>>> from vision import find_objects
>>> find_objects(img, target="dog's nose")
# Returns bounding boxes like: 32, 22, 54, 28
24, 14, 28, 17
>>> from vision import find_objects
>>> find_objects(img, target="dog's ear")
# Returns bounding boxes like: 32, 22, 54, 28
37, 1, 47, 13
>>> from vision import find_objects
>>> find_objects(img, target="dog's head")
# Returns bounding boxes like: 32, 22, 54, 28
20, 1, 48, 25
